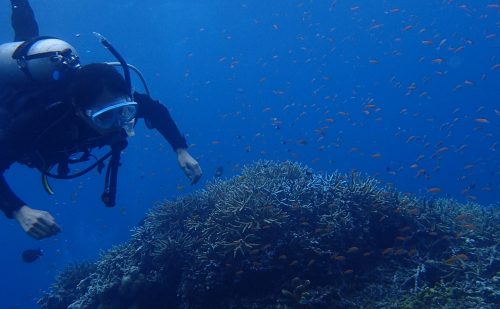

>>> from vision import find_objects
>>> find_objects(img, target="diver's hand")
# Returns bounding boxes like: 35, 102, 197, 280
176, 148, 202, 184
13, 205, 61, 240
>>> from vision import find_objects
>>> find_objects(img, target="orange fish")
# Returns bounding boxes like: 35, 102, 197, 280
382, 248, 394, 255
431, 147, 449, 159
463, 164, 474, 170
435, 147, 449, 154
234, 269, 245, 276
252, 261, 262, 267
445, 253, 469, 265
407, 208, 420, 215
462, 224, 476, 230
395, 249, 408, 256
332, 255, 346, 261
456, 145, 468, 153
427, 187, 442, 193
474, 118, 489, 123
406, 136, 417, 143
445, 257, 456, 265
454, 214, 467, 221
369, 23, 383, 31
415, 169, 427, 178
399, 226, 411, 232
346, 246, 359, 254
343, 269, 354, 274
438, 39, 447, 49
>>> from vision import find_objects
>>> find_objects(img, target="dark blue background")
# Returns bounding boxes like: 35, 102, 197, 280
0, 1, 498, 307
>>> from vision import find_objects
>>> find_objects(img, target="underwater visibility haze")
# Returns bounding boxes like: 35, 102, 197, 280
0, 0, 498, 308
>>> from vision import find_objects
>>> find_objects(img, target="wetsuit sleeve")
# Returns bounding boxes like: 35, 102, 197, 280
11, 0, 39, 41
0, 144, 25, 219
134, 92, 188, 151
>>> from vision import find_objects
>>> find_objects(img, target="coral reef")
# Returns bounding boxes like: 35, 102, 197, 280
39, 161, 499, 308
40, 262, 97, 309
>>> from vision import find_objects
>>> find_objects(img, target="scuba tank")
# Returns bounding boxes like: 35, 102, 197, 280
0, 37, 80, 85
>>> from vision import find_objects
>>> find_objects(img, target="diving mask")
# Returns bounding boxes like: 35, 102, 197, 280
86, 98, 138, 136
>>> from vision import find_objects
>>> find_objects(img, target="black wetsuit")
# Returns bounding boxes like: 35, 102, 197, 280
0, 0, 188, 218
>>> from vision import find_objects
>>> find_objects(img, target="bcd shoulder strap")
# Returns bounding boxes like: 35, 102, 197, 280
12, 36, 57, 81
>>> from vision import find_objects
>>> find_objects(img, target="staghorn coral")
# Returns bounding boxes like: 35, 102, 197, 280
39, 161, 499, 308
38, 262, 96, 309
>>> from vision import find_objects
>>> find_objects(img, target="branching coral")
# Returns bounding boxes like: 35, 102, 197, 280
39, 161, 499, 309
38, 262, 96, 309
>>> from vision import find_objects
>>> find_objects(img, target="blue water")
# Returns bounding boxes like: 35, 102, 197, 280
0, 1, 498, 307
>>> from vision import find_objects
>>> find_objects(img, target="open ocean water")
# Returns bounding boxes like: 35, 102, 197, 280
0, 0, 498, 308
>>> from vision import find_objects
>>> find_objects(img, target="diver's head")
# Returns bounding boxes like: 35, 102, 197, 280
70, 63, 137, 136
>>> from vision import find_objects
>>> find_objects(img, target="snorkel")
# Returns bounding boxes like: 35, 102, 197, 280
93, 33, 151, 96
93, 32, 132, 95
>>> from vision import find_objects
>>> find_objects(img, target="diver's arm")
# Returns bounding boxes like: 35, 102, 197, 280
134, 92, 202, 184
0, 174, 25, 219
0, 159, 61, 238
11, 0, 39, 41
0, 152, 25, 219
134, 92, 188, 151
0, 147, 60, 238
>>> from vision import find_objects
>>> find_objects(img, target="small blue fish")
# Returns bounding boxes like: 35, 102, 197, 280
21, 248, 43, 263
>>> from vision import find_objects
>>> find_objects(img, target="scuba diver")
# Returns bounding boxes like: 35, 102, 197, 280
0, 0, 203, 240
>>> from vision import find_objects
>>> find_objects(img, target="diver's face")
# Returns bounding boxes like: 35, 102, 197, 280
79, 91, 137, 135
